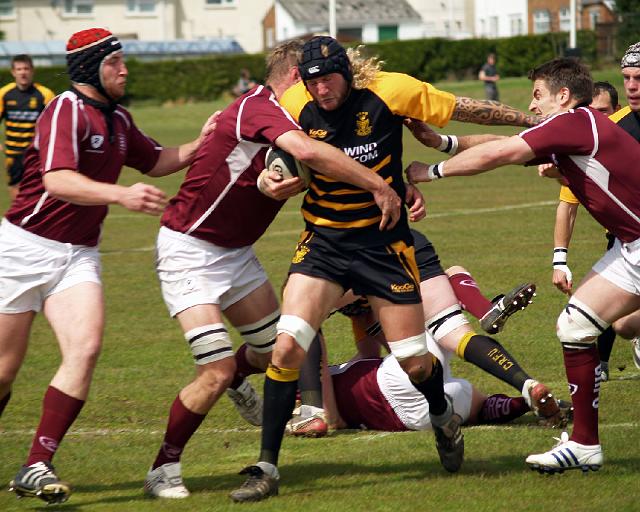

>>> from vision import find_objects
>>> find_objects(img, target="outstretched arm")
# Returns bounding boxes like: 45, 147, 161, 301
405, 118, 505, 155
451, 97, 540, 127
406, 135, 535, 183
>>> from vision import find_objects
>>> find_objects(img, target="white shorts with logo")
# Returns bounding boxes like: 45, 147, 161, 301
377, 333, 473, 431
592, 237, 640, 295
0, 219, 102, 314
156, 226, 269, 317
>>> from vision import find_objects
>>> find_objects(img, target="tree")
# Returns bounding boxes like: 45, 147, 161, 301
615, 0, 640, 54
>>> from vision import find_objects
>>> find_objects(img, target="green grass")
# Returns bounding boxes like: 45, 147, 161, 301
0, 71, 639, 511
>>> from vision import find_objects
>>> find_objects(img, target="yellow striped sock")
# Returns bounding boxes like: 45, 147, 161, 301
266, 364, 300, 382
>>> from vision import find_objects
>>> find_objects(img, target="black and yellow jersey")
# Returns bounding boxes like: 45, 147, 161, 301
559, 106, 640, 204
279, 71, 455, 249
0, 82, 55, 157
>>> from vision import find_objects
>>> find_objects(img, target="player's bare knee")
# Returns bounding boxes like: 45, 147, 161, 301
185, 323, 234, 366
197, 358, 236, 393
444, 265, 467, 277
556, 297, 607, 348
388, 333, 429, 379
399, 355, 432, 382
611, 318, 636, 339
238, 310, 279, 356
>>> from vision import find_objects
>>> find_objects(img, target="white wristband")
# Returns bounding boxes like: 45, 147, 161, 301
427, 162, 445, 180
552, 247, 568, 267
437, 135, 459, 155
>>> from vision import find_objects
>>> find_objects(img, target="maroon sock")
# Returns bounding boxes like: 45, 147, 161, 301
152, 395, 207, 469
564, 346, 600, 445
26, 386, 84, 466
478, 394, 529, 424
0, 391, 11, 417
230, 343, 264, 389
448, 272, 493, 319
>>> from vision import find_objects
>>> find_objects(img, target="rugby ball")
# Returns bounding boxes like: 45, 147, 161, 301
265, 147, 312, 188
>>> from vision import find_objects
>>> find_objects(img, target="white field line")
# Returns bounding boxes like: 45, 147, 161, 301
0, 421, 636, 438
101, 200, 556, 255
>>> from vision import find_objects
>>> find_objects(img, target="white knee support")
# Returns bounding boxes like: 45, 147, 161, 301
276, 314, 316, 352
425, 305, 469, 342
388, 333, 429, 361
237, 309, 279, 354
184, 323, 233, 365
556, 297, 608, 349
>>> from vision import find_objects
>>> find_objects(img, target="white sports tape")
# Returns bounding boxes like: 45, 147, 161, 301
237, 309, 279, 354
437, 134, 459, 155
277, 314, 316, 352
388, 332, 429, 361
425, 304, 468, 342
184, 323, 233, 365
556, 297, 607, 348
427, 162, 445, 180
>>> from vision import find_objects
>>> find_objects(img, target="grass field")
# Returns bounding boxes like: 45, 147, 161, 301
0, 70, 639, 511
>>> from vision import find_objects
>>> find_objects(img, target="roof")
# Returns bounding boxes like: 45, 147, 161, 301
581, 0, 615, 10
278, 0, 421, 25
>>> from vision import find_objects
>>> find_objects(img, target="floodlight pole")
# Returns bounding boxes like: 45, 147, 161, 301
329, 0, 337, 38
569, 0, 577, 48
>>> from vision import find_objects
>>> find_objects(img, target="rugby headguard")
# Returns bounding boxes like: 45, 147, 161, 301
298, 36, 352, 84
67, 28, 123, 100
621, 41, 640, 68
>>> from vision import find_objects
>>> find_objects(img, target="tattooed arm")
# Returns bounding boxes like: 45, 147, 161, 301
451, 97, 540, 127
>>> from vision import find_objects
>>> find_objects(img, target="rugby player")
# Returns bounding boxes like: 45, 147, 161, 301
143, 39, 405, 499
552, 45, 640, 380
0, 54, 54, 201
408, 57, 640, 473
231, 36, 544, 502
2, 28, 217, 504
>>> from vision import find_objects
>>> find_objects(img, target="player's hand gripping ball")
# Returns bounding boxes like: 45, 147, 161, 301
265, 147, 312, 188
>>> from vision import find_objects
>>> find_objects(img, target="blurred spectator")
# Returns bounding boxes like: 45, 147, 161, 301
232, 68, 257, 97
479, 53, 500, 101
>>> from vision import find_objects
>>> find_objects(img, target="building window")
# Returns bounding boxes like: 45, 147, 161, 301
509, 14, 523, 35
533, 9, 550, 34
0, 0, 14, 17
559, 7, 571, 31
127, 0, 156, 13
64, 0, 94, 15
589, 8, 600, 29
489, 16, 499, 37
206, 0, 236, 5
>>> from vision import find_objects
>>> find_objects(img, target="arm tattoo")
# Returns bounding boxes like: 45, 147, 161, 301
451, 97, 541, 127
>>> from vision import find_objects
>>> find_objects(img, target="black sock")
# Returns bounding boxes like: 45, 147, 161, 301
412, 358, 448, 416
597, 326, 616, 362
0, 391, 10, 417
298, 335, 323, 408
463, 335, 530, 392
259, 374, 298, 466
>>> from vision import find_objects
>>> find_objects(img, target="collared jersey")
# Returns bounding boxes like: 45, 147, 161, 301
559, 105, 640, 204
161, 85, 300, 248
521, 106, 640, 243
279, 72, 456, 249
5, 90, 162, 246
0, 82, 54, 157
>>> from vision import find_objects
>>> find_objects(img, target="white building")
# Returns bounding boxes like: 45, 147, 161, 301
475, 0, 528, 38
406, 0, 475, 39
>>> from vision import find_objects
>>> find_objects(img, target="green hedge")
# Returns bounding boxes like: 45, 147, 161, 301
0, 31, 597, 104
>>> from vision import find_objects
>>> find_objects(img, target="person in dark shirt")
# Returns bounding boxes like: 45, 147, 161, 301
479, 53, 500, 101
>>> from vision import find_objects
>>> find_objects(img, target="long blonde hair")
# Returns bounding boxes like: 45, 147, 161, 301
347, 45, 384, 90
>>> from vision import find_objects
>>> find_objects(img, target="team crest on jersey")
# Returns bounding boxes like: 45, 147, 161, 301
29, 96, 38, 109
90, 135, 104, 149
292, 243, 310, 264
309, 128, 328, 139
355, 112, 372, 136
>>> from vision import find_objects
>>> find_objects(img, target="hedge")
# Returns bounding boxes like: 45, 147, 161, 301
0, 30, 597, 104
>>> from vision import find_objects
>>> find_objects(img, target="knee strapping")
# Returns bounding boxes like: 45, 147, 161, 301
556, 297, 608, 349
184, 323, 233, 365
277, 314, 316, 352
238, 309, 279, 354
388, 333, 429, 361
425, 304, 469, 342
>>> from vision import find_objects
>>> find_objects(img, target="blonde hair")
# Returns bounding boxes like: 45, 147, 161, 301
347, 45, 384, 89
265, 39, 304, 83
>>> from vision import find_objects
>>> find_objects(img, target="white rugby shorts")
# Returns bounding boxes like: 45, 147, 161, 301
592, 237, 640, 295
0, 219, 101, 314
377, 354, 473, 431
156, 226, 268, 317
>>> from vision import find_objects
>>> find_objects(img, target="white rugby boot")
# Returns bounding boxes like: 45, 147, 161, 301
526, 432, 603, 474
227, 379, 263, 426
144, 462, 190, 499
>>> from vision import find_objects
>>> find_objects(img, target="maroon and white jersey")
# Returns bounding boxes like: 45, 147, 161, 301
161, 85, 300, 248
5, 90, 161, 246
520, 106, 640, 243
330, 358, 408, 431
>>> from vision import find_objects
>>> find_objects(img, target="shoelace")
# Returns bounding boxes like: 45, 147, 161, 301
551, 431, 570, 448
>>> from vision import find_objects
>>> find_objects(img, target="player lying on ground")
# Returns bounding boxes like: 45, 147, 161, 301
407, 57, 640, 474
